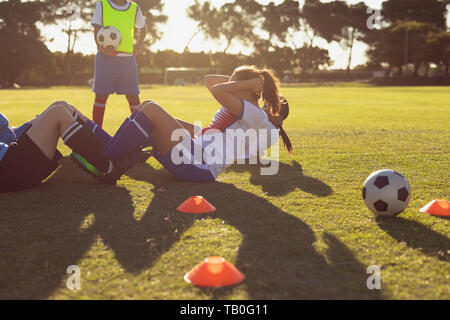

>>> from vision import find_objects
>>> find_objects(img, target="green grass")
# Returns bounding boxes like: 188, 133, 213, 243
0, 85, 449, 300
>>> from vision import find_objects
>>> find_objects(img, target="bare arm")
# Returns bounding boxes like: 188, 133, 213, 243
134, 25, 147, 56
204, 75, 230, 93
210, 78, 263, 118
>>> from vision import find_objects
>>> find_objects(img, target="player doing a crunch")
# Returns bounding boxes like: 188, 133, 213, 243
74, 65, 293, 183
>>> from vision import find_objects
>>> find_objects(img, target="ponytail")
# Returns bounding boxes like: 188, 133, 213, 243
260, 70, 281, 116
279, 125, 292, 153
232, 65, 293, 153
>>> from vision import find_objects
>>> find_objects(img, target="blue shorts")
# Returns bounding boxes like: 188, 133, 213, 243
154, 141, 215, 183
93, 53, 140, 96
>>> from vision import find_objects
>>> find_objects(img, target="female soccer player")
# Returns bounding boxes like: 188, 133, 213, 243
76, 65, 292, 183
0, 103, 113, 192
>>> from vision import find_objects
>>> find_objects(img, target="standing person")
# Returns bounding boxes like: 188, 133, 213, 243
91, 0, 147, 127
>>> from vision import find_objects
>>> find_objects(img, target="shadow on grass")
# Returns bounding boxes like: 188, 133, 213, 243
228, 160, 333, 197
376, 217, 450, 262
0, 157, 144, 299
0, 159, 375, 299
128, 163, 379, 299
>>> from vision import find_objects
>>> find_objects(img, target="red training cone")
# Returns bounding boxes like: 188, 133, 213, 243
420, 199, 450, 216
177, 196, 216, 214
184, 256, 245, 287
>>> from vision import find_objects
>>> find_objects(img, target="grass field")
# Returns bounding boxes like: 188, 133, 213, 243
0, 85, 449, 300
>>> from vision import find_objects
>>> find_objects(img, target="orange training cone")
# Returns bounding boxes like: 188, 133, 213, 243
177, 196, 216, 214
420, 199, 450, 216
184, 256, 245, 287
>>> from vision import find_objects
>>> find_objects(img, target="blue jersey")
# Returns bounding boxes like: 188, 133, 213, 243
0, 142, 8, 162
0, 113, 19, 163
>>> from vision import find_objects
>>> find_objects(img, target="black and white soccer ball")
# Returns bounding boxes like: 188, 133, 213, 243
97, 26, 121, 50
362, 169, 411, 217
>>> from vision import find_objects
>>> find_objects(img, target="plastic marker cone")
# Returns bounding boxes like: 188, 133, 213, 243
176, 196, 216, 214
420, 199, 450, 216
184, 256, 245, 287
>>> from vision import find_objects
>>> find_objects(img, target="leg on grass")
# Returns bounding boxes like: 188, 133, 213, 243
175, 119, 199, 138
136, 100, 189, 155
27, 103, 112, 173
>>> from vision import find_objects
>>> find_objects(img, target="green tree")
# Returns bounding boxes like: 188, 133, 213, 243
295, 46, 331, 74
261, 0, 301, 45
135, 0, 168, 46
50, 0, 96, 84
0, 0, 53, 86
427, 31, 450, 75
382, 0, 448, 29
365, 21, 440, 76
216, 1, 260, 54
303, 0, 368, 75
185, 0, 220, 52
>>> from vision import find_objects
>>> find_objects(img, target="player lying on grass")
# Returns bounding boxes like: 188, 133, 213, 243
0, 103, 115, 193
73, 65, 292, 183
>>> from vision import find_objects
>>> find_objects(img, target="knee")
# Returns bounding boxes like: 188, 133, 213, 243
48, 101, 75, 114
137, 100, 164, 117
46, 104, 74, 122
139, 100, 163, 114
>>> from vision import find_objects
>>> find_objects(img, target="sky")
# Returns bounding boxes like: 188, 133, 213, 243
42, 0, 446, 69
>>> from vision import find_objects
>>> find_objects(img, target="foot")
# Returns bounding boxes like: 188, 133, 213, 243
71, 148, 151, 185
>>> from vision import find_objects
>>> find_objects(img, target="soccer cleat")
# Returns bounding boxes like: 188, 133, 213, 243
71, 148, 152, 185
102, 148, 149, 184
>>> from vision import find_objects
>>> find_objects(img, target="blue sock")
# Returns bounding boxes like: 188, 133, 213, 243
84, 119, 112, 149
105, 111, 153, 160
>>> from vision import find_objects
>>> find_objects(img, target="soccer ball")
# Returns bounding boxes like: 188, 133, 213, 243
97, 26, 121, 50
362, 169, 411, 217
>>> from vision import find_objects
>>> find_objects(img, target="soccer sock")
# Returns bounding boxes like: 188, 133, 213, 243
104, 111, 154, 160
61, 119, 112, 174
84, 118, 112, 149
93, 99, 107, 127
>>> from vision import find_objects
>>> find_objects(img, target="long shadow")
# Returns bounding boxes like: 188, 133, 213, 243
376, 217, 450, 262
0, 159, 376, 299
127, 163, 380, 299
0, 157, 137, 299
228, 160, 333, 197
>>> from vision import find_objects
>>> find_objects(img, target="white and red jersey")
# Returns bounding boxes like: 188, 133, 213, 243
199, 107, 236, 136
179, 100, 279, 178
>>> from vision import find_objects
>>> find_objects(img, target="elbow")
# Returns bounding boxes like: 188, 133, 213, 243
210, 84, 220, 95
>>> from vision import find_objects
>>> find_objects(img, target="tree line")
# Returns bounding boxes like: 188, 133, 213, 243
0, 0, 449, 86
